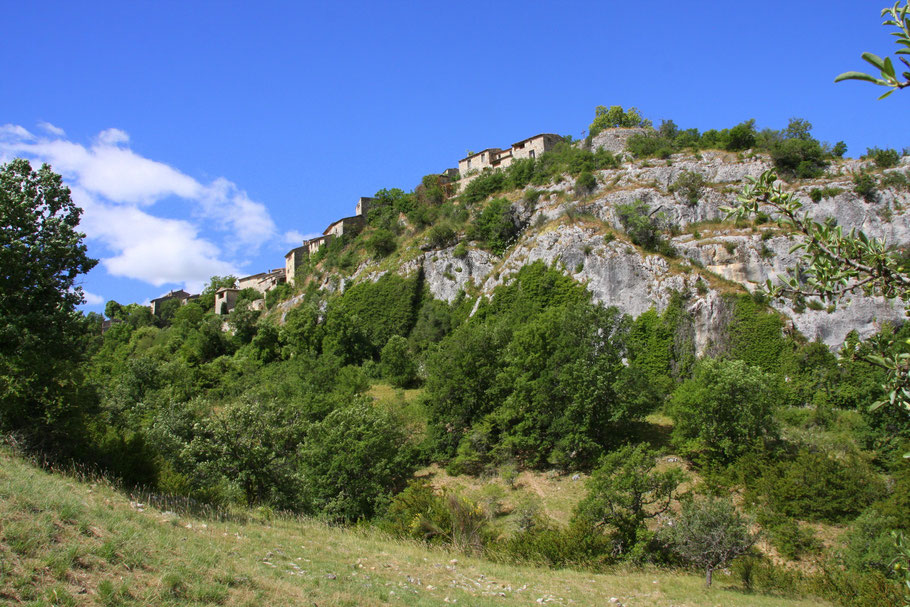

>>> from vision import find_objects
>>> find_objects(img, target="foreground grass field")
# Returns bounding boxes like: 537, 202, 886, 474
0, 450, 832, 607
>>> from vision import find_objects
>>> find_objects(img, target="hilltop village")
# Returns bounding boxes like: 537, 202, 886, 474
147, 133, 564, 316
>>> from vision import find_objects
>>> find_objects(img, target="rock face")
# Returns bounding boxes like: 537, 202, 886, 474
411, 155, 910, 351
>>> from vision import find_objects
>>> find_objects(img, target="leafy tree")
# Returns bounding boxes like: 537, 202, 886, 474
299, 402, 416, 521
173, 397, 306, 507
483, 302, 634, 469
366, 228, 397, 258
664, 496, 756, 587
380, 334, 417, 388
589, 105, 652, 136
574, 444, 687, 556
724, 119, 757, 151
668, 358, 779, 464
835, 2, 910, 98
469, 197, 519, 255
616, 200, 664, 251
0, 159, 98, 448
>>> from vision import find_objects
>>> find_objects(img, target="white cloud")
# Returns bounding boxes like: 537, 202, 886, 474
0, 125, 277, 292
74, 188, 239, 290
96, 128, 128, 146
283, 230, 320, 245
0, 124, 35, 141
81, 290, 104, 306
37, 121, 66, 137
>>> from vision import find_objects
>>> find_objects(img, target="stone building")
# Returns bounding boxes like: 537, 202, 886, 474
457, 133, 563, 179
149, 289, 192, 316
323, 215, 365, 239
306, 234, 333, 254
285, 245, 308, 285
214, 287, 239, 315
356, 196, 375, 217
237, 269, 286, 296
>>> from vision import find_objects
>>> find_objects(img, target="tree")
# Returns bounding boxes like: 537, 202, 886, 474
664, 496, 756, 587
0, 159, 98, 447
668, 358, 779, 464
380, 334, 416, 388
574, 444, 687, 556
299, 402, 416, 521
835, 2, 910, 98
589, 105, 652, 136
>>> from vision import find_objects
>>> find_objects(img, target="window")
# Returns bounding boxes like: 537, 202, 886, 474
529, 150, 536, 159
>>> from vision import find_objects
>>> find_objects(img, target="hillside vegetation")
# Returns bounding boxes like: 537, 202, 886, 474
4, 108, 910, 606
0, 447, 834, 607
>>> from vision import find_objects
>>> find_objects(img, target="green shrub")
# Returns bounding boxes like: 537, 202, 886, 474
366, 228, 397, 257
668, 170, 707, 206
468, 197, 519, 255
452, 241, 468, 258
589, 105, 651, 136
575, 171, 597, 195
299, 402, 416, 522
866, 147, 901, 169
380, 335, 417, 388
752, 450, 883, 523
757, 509, 822, 559
616, 200, 662, 251
264, 282, 293, 309
854, 171, 878, 202
840, 509, 901, 577
770, 137, 828, 178
426, 222, 457, 249
668, 357, 779, 464
880, 169, 910, 190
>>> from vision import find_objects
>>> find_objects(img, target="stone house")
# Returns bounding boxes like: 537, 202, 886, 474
237, 268, 286, 296
214, 287, 239, 315
356, 197, 375, 217
323, 215, 365, 239
149, 289, 192, 316
457, 133, 563, 179
306, 234, 334, 254
285, 245, 308, 285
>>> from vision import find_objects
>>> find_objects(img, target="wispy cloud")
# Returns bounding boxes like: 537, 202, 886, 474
37, 121, 65, 137
81, 290, 104, 306
283, 229, 321, 245
0, 124, 276, 291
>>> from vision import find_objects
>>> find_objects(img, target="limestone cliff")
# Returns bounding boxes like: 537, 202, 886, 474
325, 150, 910, 351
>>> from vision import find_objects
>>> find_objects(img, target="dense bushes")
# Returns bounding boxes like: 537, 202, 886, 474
624, 116, 838, 179
299, 403, 417, 521
668, 358, 779, 464
467, 197, 520, 255
588, 105, 651, 136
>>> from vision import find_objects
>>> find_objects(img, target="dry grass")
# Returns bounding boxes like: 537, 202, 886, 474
0, 449, 834, 607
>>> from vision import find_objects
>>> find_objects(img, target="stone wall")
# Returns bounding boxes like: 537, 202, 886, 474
285, 246, 307, 285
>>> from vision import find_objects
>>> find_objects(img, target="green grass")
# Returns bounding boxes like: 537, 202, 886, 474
0, 449, 833, 606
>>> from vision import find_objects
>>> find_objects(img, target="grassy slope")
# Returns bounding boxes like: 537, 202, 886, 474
0, 450, 832, 607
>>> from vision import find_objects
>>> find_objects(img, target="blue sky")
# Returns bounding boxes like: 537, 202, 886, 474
1, 1, 905, 311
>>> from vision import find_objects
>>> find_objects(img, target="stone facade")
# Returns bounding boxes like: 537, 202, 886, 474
323, 215, 365, 238
285, 245, 308, 285
457, 134, 563, 187
149, 289, 191, 316
307, 234, 334, 254
214, 288, 239, 315
356, 197, 375, 217
237, 269, 286, 296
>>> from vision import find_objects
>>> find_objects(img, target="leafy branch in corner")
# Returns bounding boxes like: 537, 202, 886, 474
724, 170, 910, 417
835, 2, 910, 99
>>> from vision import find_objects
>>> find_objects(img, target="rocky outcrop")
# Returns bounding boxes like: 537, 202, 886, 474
419, 154, 910, 350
